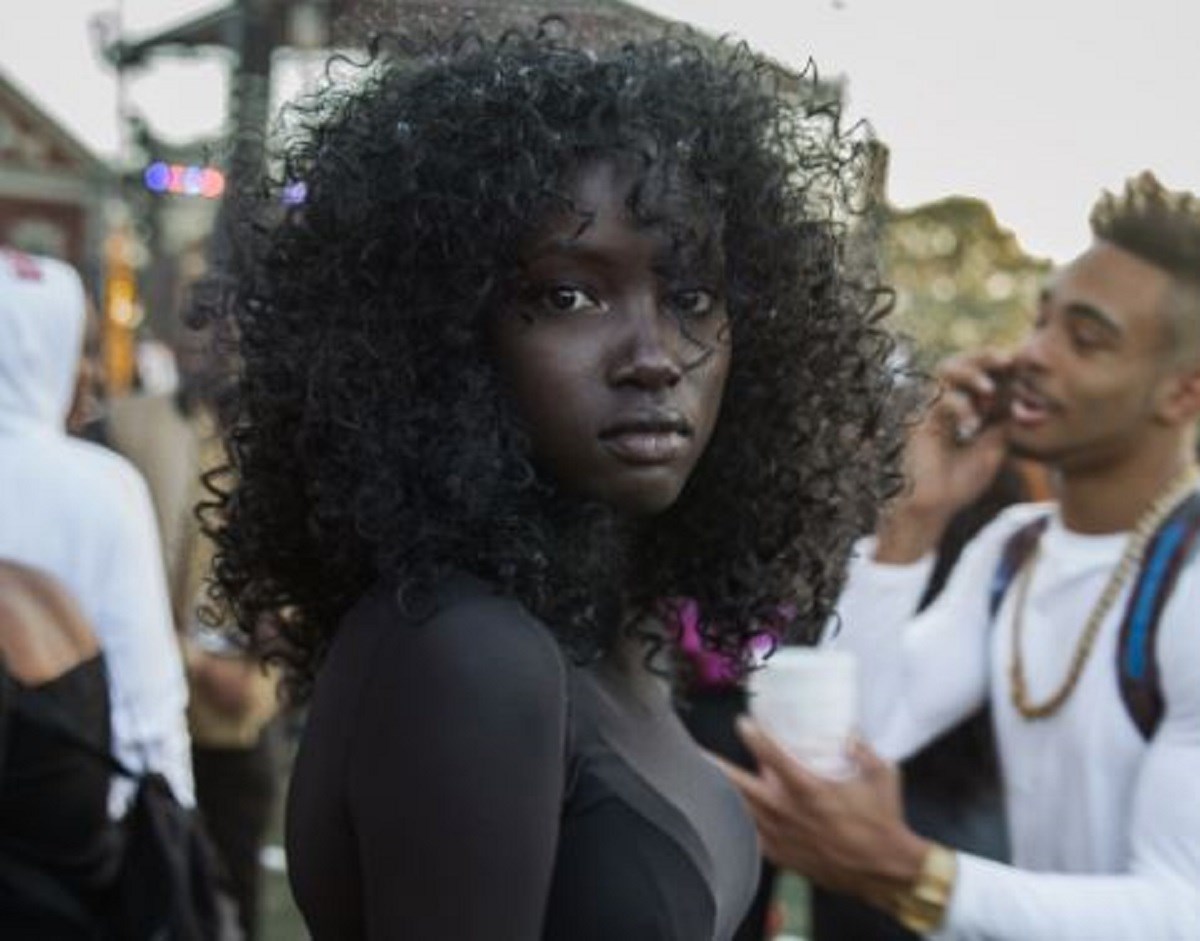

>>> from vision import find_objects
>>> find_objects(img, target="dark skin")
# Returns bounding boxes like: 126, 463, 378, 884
492, 159, 732, 518
720, 238, 1200, 916
184, 645, 274, 718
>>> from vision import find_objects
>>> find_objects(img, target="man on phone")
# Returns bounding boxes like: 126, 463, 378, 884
722, 173, 1200, 939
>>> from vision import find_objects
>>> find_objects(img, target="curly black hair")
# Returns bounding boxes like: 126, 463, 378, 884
199, 25, 910, 700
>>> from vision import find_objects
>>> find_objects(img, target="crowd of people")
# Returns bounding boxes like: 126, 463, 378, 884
2, 18, 1199, 941
0, 247, 278, 936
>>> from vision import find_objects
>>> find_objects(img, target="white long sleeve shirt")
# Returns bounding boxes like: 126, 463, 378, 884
834, 500, 1200, 940
0, 249, 193, 814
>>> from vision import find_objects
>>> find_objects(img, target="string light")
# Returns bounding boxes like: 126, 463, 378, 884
142, 161, 225, 199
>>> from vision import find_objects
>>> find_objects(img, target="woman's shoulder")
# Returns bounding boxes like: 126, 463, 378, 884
320, 571, 569, 710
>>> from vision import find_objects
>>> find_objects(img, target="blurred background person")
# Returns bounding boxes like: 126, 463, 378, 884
0, 560, 118, 937
107, 287, 279, 941
0, 245, 193, 817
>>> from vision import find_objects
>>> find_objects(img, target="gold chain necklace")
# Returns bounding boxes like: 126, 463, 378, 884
1009, 465, 1200, 720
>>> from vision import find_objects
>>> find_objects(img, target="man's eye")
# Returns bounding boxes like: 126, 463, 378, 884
669, 289, 717, 317
1065, 318, 1110, 350
542, 285, 602, 314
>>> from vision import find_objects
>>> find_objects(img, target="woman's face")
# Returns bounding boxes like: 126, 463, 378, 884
492, 159, 732, 517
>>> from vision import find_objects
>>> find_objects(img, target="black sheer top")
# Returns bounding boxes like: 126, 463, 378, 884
287, 574, 759, 940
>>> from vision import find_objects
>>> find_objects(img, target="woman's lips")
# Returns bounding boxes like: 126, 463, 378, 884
601, 429, 690, 464
599, 410, 693, 464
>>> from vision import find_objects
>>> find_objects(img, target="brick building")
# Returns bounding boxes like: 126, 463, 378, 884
0, 69, 110, 281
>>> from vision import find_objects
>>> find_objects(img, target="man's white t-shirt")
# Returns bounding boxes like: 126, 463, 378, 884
834, 499, 1200, 940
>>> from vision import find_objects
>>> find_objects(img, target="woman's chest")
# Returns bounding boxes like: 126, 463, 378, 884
544, 665, 759, 940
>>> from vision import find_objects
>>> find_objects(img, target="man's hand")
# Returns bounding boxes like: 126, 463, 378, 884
717, 718, 930, 912
185, 643, 276, 720
876, 350, 1013, 563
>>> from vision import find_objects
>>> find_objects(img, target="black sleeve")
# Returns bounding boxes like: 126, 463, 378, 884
290, 589, 569, 940
0, 665, 9, 781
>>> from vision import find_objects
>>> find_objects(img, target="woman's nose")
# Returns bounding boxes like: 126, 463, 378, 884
609, 297, 684, 389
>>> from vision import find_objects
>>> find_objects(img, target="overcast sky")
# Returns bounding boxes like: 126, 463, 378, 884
2, 0, 1198, 263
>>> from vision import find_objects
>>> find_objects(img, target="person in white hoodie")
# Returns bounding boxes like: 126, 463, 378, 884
0, 246, 193, 814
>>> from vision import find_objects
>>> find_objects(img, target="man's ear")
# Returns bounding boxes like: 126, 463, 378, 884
1157, 364, 1200, 425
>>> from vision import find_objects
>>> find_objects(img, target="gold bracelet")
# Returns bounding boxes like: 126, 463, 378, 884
893, 842, 957, 934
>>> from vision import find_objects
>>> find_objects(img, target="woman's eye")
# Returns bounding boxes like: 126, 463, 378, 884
541, 285, 602, 314
669, 289, 717, 317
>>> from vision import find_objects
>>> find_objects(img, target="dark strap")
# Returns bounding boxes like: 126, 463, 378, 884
989, 515, 1049, 618
991, 494, 1200, 740
1115, 492, 1200, 738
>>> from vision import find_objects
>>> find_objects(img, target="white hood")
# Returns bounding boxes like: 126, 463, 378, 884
0, 248, 86, 433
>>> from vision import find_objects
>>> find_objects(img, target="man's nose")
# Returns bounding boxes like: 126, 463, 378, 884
1014, 321, 1053, 372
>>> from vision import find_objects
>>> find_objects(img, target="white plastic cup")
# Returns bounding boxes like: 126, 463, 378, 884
747, 647, 858, 778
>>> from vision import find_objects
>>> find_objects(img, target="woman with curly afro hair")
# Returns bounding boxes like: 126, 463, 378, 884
199, 22, 907, 941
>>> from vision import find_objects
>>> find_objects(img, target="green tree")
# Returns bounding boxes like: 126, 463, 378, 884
881, 196, 1050, 368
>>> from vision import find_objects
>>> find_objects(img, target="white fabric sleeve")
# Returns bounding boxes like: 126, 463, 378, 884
936, 570, 1200, 941
829, 538, 933, 749
94, 459, 194, 814
831, 518, 1016, 762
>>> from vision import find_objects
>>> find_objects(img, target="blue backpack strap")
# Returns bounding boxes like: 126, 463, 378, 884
1117, 491, 1200, 740
989, 515, 1050, 619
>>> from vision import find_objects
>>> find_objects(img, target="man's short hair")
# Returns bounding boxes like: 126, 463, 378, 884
1090, 172, 1200, 282
1091, 172, 1200, 357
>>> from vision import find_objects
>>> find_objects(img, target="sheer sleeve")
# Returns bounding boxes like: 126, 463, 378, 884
0, 665, 9, 782
287, 582, 570, 940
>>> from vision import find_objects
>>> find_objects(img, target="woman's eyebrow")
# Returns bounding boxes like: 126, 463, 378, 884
653, 241, 725, 280
522, 238, 613, 268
